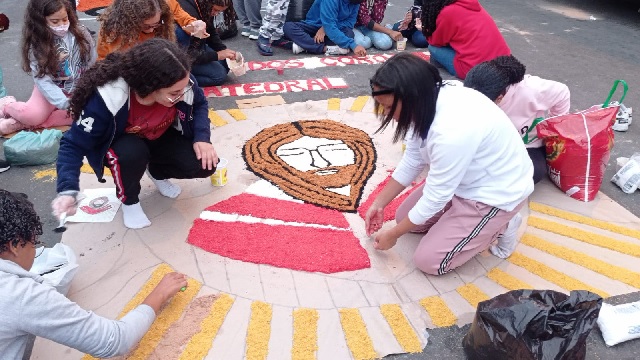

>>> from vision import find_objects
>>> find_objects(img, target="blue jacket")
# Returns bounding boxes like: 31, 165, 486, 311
303, 0, 360, 50
56, 74, 211, 193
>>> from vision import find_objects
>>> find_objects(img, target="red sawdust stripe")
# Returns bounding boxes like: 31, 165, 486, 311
205, 193, 350, 228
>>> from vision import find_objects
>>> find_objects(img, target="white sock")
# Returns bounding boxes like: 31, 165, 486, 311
146, 170, 181, 198
490, 213, 523, 259
122, 203, 151, 229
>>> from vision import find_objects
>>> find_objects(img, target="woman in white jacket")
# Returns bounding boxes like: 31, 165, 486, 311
365, 53, 534, 273
464, 55, 570, 184
0, 190, 187, 359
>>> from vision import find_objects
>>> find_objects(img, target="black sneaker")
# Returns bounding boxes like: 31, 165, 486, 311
0, 159, 10, 173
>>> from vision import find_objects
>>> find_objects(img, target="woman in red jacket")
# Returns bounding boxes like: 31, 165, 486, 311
421, 0, 510, 79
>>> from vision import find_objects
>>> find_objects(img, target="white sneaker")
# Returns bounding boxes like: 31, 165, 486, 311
292, 43, 305, 54
613, 103, 632, 132
490, 213, 523, 259
325, 45, 349, 56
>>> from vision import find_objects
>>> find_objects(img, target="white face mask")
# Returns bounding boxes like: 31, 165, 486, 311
49, 23, 70, 37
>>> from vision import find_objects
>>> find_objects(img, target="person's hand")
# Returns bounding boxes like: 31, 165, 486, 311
364, 203, 384, 236
314, 27, 326, 43
354, 45, 367, 57
193, 141, 219, 170
398, 11, 412, 31
184, 20, 209, 39
373, 229, 399, 250
51, 194, 77, 218
143, 272, 188, 314
415, 18, 423, 31
217, 49, 237, 60
388, 30, 403, 41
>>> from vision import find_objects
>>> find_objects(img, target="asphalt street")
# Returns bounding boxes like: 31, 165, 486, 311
0, 0, 639, 358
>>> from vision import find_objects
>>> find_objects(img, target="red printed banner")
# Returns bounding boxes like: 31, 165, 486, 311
246, 51, 430, 71
203, 77, 348, 98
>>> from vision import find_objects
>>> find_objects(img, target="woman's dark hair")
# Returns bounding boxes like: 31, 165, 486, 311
0, 190, 42, 253
21, 0, 93, 77
370, 53, 443, 143
195, 0, 233, 20
68, 39, 191, 120
421, 0, 457, 38
99, 0, 175, 49
464, 55, 526, 101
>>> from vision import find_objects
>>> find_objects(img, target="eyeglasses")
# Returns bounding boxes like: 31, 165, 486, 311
370, 80, 393, 97
142, 19, 164, 31
167, 79, 194, 104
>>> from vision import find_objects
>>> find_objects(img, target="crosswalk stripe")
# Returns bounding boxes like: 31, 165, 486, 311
350, 96, 370, 112
508, 252, 609, 297
208, 108, 228, 127
227, 109, 248, 121
327, 98, 341, 110
291, 308, 319, 360
418, 296, 457, 327
379, 304, 423, 353
179, 294, 234, 360
528, 216, 640, 257
119, 264, 174, 318
486, 268, 533, 290
522, 233, 640, 288
529, 202, 640, 240
246, 301, 273, 360
456, 284, 490, 308
339, 308, 378, 360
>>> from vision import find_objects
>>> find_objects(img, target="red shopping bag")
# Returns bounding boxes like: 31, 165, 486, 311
536, 80, 627, 202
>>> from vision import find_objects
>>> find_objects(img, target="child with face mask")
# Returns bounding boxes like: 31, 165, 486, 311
0, 0, 96, 135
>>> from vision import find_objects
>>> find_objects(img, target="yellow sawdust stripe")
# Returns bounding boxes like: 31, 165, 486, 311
528, 216, 640, 257
530, 202, 640, 240
79, 163, 112, 176
339, 308, 378, 360
226, 109, 247, 121
508, 252, 609, 298
456, 284, 490, 309
82, 264, 201, 360
33, 168, 57, 182
486, 268, 532, 290
349, 96, 370, 112
291, 308, 319, 360
522, 233, 640, 289
245, 301, 273, 360
208, 108, 228, 127
418, 296, 457, 328
178, 293, 234, 360
379, 304, 422, 353
327, 98, 341, 110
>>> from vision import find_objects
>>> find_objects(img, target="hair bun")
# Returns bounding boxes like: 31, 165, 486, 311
492, 55, 526, 84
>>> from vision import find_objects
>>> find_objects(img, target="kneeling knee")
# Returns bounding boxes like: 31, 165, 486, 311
374, 37, 393, 51
413, 253, 442, 276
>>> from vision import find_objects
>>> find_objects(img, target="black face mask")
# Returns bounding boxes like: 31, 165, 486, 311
349, 0, 364, 4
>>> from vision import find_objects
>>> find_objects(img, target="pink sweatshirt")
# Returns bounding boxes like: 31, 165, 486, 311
499, 74, 570, 148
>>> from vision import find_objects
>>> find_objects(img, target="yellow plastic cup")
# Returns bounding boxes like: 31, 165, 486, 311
396, 38, 407, 51
210, 158, 228, 186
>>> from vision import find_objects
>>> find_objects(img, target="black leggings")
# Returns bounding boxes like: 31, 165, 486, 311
528, 146, 547, 184
105, 128, 216, 205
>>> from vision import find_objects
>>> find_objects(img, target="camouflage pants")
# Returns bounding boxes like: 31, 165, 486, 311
259, 0, 291, 41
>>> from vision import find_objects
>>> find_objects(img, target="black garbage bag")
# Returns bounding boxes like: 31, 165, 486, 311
462, 290, 602, 360
286, 0, 315, 22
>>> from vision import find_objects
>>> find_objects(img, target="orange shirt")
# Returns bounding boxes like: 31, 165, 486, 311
167, 0, 196, 28
97, 31, 155, 60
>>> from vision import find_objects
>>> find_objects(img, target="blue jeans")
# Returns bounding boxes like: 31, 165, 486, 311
353, 26, 393, 50
428, 45, 457, 77
283, 22, 354, 54
175, 27, 229, 87
392, 21, 428, 48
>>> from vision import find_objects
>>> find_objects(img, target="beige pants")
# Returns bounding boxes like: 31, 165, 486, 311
396, 184, 525, 275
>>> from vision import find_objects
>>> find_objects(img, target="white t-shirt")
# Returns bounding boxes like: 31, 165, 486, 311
392, 84, 534, 225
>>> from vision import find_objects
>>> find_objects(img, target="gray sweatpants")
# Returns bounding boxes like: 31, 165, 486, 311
259, 0, 291, 41
235, 0, 263, 30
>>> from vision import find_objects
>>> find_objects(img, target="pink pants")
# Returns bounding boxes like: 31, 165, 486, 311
4, 86, 72, 129
396, 183, 525, 275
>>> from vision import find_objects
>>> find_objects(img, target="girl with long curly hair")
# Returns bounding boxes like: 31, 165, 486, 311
464, 55, 570, 187
175, 0, 240, 86
419, 0, 510, 79
0, 189, 189, 360
0, 0, 95, 135
53, 39, 219, 229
